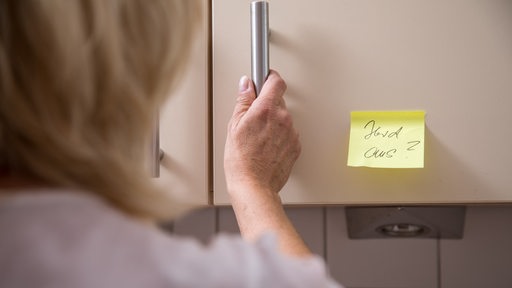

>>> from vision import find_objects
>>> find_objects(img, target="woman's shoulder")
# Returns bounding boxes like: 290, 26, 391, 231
0, 190, 341, 288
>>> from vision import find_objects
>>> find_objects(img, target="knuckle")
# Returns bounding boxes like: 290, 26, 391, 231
296, 142, 302, 158
256, 105, 272, 119
275, 77, 287, 93
279, 110, 293, 127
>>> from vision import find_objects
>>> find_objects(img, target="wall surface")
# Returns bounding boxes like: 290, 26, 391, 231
162, 205, 512, 288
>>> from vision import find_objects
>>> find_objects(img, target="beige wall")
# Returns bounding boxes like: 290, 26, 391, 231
164, 205, 512, 288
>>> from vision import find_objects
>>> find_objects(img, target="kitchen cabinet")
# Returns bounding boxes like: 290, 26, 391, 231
212, 0, 512, 204
154, 0, 209, 205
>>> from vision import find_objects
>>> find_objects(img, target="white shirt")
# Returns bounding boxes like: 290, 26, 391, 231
0, 190, 343, 288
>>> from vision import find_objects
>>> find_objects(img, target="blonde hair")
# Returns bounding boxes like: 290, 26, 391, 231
0, 0, 201, 219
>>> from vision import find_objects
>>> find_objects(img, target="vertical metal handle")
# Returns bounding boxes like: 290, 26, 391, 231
150, 112, 160, 178
251, 0, 269, 96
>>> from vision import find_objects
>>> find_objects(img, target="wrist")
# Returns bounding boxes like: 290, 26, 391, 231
228, 183, 312, 258
227, 181, 282, 206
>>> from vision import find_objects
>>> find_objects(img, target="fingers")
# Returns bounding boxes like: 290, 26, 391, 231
230, 71, 287, 126
230, 75, 257, 126
256, 70, 287, 107
225, 70, 300, 195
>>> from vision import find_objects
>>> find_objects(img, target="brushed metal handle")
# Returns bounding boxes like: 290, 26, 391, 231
150, 112, 161, 178
251, 0, 269, 96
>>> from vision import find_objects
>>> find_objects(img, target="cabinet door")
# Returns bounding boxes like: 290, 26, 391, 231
213, 0, 512, 205
154, 0, 209, 205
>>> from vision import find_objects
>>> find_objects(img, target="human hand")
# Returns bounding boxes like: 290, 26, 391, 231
224, 70, 301, 198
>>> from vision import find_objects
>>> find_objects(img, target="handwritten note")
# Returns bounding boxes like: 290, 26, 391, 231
347, 111, 425, 168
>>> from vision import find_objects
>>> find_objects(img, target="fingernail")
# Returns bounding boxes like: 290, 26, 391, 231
238, 75, 250, 92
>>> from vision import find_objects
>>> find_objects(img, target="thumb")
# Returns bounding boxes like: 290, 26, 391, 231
231, 75, 256, 122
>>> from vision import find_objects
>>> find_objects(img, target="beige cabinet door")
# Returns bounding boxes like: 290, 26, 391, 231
213, 0, 512, 205
154, 0, 209, 205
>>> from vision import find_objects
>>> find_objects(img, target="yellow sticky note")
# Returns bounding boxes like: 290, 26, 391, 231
347, 111, 425, 168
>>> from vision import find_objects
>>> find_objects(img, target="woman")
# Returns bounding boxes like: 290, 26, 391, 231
0, 0, 342, 287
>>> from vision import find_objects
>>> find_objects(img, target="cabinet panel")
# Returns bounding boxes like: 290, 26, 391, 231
213, 0, 512, 204
154, 0, 209, 205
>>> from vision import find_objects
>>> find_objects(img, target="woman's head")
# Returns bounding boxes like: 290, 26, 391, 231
0, 0, 201, 219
